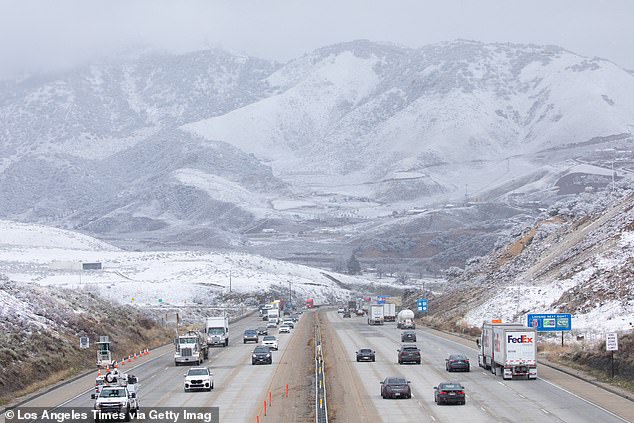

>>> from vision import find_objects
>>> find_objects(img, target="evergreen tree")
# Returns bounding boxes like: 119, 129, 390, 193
347, 253, 361, 275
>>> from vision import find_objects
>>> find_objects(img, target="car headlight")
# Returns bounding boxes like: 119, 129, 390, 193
266, 354, 271, 357
252, 354, 257, 358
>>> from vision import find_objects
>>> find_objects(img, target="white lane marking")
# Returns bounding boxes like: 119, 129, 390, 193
539, 377, 632, 423
518, 394, 526, 399
497, 381, 506, 386
481, 406, 487, 412
430, 415, 436, 422
541, 408, 550, 414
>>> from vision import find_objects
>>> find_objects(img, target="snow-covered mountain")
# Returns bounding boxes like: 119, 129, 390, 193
1, 40, 633, 262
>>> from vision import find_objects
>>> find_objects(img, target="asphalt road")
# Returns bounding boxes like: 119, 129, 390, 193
3, 313, 306, 423
323, 310, 634, 423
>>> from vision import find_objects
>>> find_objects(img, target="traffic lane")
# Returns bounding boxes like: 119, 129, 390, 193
416, 328, 632, 423
329, 312, 611, 423
326, 312, 431, 423
419, 327, 634, 422
214, 320, 301, 423
15, 344, 174, 408
317, 311, 382, 423
56, 314, 268, 408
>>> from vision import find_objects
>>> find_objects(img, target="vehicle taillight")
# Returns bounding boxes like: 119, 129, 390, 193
457, 391, 465, 395
439, 391, 447, 395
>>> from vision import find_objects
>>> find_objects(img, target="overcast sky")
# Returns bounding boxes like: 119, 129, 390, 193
1, 0, 633, 79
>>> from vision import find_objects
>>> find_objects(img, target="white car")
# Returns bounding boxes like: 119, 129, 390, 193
184, 367, 214, 392
261, 335, 279, 350
266, 321, 278, 328
279, 325, 291, 333
282, 320, 295, 328
337, 307, 345, 313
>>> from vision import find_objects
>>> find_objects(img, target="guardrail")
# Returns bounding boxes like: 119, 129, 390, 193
315, 315, 329, 423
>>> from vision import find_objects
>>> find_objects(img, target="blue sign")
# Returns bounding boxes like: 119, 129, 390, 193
527, 313, 572, 331
377, 299, 386, 305
417, 298, 428, 312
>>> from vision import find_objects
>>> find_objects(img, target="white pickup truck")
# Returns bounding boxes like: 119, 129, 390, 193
93, 385, 139, 422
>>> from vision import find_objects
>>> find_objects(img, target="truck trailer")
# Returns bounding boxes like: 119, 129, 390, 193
368, 304, 385, 325
383, 303, 396, 322
477, 322, 537, 380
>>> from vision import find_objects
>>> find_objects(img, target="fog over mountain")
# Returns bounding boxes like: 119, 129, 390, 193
1, 40, 633, 269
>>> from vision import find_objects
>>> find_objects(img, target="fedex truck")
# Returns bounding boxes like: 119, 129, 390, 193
478, 322, 537, 380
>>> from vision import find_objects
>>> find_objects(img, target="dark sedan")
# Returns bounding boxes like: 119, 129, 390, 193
380, 377, 411, 399
356, 348, 376, 362
401, 331, 417, 342
251, 346, 272, 365
243, 329, 259, 344
446, 354, 470, 372
434, 382, 466, 405
397, 346, 421, 364
256, 327, 268, 336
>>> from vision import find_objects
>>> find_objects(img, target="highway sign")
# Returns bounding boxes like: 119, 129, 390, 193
527, 313, 571, 331
417, 298, 428, 312
79, 336, 90, 349
606, 333, 619, 351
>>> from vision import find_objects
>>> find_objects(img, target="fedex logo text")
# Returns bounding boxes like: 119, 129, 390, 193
508, 335, 533, 344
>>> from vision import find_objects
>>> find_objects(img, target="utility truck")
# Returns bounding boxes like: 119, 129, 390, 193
396, 309, 416, 329
174, 330, 209, 365
477, 322, 537, 380
368, 304, 385, 325
206, 316, 229, 347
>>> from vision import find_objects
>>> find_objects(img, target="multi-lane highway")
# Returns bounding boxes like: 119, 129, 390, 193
6, 312, 309, 423
322, 310, 634, 423
5, 309, 634, 423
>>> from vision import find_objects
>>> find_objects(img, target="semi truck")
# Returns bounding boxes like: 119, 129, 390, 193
396, 309, 416, 329
206, 316, 230, 347
174, 330, 209, 365
347, 300, 357, 313
383, 303, 396, 322
368, 304, 385, 325
305, 298, 314, 308
477, 322, 537, 380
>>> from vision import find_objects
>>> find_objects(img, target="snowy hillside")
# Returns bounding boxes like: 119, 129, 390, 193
184, 40, 634, 197
0, 40, 633, 270
431, 187, 634, 334
0, 220, 389, 307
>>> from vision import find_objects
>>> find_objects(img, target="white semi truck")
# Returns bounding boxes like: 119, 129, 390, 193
174, 330, 209, 365
396, 309, 415, 329
383, 303, 396, 322
206, 316, 230, 347
477, 322, 537, 380
368, 304, 385, 325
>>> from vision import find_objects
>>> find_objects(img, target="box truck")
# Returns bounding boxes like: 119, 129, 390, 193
478, 322, 537, 380
383, 303, 396, 322
368, 304, 385, 325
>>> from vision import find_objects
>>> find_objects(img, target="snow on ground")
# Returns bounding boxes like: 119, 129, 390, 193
464, 232, 634, 334
0, 220, 385, 308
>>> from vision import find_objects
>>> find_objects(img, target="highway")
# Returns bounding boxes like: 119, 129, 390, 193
322, 310, 634, 423
5, 313, 306, 423
5, 309, 634, 423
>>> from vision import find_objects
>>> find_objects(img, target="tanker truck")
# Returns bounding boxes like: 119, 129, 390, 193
396, 309, 416, 329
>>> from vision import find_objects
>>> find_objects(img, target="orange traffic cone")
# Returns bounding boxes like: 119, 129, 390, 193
127, 355, 132, 363
145, 348, 149, 355
97, 368, 102, 377
133, 352, 137, 360
114, 361, 119, 369
121, 358, 125, 366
